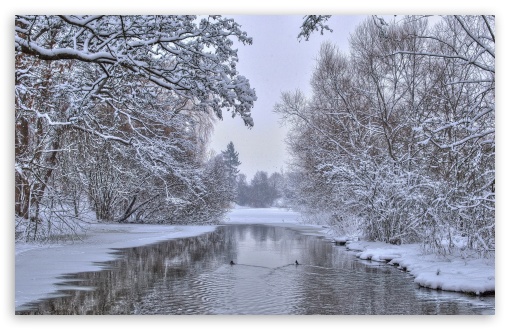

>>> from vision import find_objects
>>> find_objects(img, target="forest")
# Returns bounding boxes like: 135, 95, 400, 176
15, 15, 255, 240
15, 15, 494, 258
275, 15, 494, 256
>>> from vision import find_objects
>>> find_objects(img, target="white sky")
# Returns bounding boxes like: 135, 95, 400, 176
209, 15, 366, 179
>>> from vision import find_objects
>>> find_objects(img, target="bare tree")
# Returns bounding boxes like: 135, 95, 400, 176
278, 15, 494, 256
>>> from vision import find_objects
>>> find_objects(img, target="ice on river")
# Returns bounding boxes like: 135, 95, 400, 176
15, 207, 497, 318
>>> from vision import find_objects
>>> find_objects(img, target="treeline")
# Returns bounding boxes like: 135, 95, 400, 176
276, 16, 494, 256
15, 16, 256, 241
236, 171, 285, 208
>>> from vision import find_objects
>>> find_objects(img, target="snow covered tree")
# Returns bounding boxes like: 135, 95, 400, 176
234, 171, 282, 208
236, 173, 250, 206
173, 154, 234, 224
222, 141, 242, 181
249, 171, 270, 208
298, 15, 333, 41
246, 171, 279, 208
15, 15, 257, 238
406, 16, 495, 254
219, 141, 242, 205
279, 15, 494, 256
268, 172, 284, 205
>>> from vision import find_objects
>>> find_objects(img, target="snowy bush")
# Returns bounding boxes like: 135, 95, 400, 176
276, 16, 494, 256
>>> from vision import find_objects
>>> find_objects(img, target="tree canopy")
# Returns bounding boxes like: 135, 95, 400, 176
280, 15, 494, 256
15, 15, 257, 240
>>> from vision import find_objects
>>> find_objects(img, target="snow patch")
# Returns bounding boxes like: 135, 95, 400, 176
343, 240, 495, 296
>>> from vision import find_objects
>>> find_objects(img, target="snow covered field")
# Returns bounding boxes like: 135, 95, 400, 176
221, 206, 302, 224
14, 207, 496, 316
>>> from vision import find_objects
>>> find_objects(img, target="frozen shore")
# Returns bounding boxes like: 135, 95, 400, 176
15, 207, 495, 312
15, 223, 216, 310
342, 240, 495, 296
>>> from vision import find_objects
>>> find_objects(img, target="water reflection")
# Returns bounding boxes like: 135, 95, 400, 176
16, 224, 495, 315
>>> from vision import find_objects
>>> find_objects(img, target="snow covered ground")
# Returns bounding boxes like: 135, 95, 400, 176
13, 206, 303, 310
345, 240, 495, 296
221, 205, 303, 224
15, 223, 216, 310
14, 206, 497, 317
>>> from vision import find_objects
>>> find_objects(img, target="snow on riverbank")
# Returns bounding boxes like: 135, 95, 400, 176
344, 240, 495, 296
15, 206, 496, 313
273, 211, 496, 297
221, 205, 302, 224
15, 223, 216, 310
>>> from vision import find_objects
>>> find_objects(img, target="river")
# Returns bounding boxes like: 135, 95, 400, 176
15, 224, 495, 315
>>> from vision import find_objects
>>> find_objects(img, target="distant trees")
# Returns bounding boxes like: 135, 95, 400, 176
15, 15, 256, 240
278, 15, 494, 256
248, 171, 272, 208
235, 170, 284, 208
236, 173, 250, 206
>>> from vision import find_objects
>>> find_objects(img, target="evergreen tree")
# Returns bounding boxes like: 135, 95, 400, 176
221, 142, 242, 181
220, 142, 242, 205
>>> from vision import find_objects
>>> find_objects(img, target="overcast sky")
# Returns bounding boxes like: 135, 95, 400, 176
209, 15, 367, 180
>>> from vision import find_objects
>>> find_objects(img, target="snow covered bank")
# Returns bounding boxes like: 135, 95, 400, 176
220, 206, 332, 235
15, 206, 495, 312
15, 207, 303, 310
223, 208, 496, 296
221, 206, 302, 224
15, 223, 216, 310
345, 240, 495, 296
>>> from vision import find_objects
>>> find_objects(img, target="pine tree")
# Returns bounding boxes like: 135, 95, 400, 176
221, 142, 241, 180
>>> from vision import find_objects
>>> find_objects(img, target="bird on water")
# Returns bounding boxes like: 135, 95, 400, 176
295, 260, 299, 265
230, 260, 236, 265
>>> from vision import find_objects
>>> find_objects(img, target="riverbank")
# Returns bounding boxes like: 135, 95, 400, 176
341, 240, 495, 296
15, 206, 495, 312
15, 223, 217, 310
224, 207, 496, 297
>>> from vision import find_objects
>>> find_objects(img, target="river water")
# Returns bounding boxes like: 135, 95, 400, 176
16, 224, 495, 315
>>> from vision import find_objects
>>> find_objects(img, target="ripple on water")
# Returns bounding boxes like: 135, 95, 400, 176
16, 224, 495, 315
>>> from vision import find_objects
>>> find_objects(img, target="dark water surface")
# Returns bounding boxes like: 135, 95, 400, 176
16, 224, 495, 315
